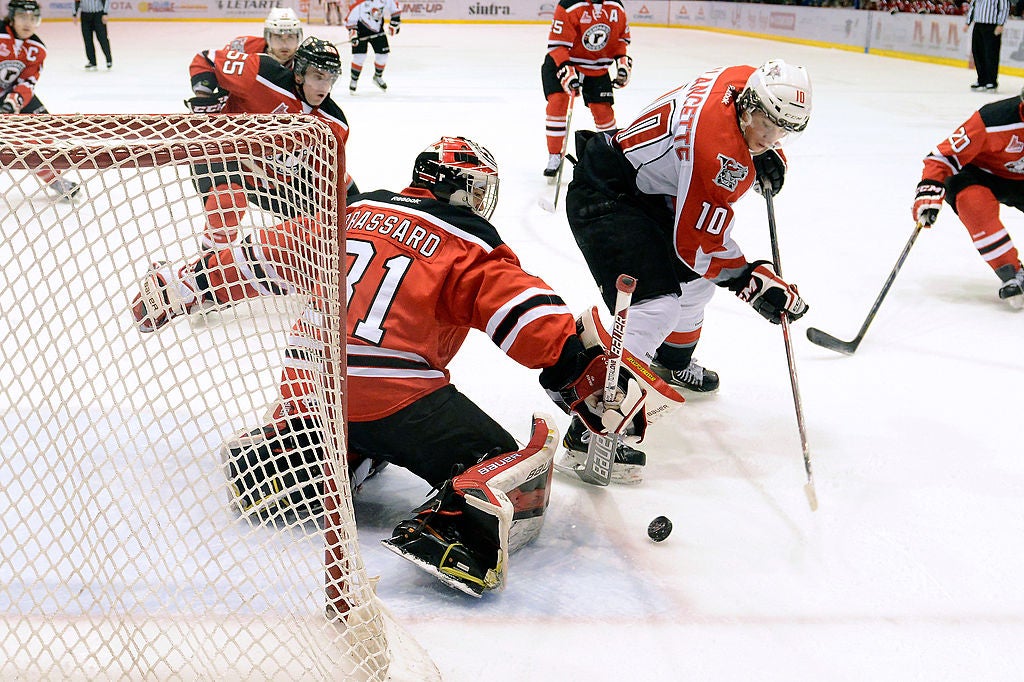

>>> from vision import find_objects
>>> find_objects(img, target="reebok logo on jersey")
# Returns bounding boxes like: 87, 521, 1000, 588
713, 154, 748, 191
1006, 135, 1024, 154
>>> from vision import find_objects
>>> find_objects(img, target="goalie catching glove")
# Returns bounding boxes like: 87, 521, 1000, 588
539, 307, 684, 441
730, 260, 808, 324
913, 179, 945, 227
185, 87, 230, 114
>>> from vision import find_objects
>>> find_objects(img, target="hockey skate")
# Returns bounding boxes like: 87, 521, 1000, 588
554, 416, 646, 485
130, 261, 209, 333
47, 177, 80, 201
543, 154, 562, 180
349, 78, 358, 94
651, 358, 720, 393
221, 412, 325, 523
997, 263, 1024, 309
383, 413, 557, 597
372, 74, 388, 91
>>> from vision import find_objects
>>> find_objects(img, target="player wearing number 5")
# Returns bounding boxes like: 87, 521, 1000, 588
541, 0, 630, 178
563, 61, 812, 471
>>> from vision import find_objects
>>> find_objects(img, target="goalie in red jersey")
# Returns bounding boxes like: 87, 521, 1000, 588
187, 37, 359, 249
913, 89, 1024, 307
0, 0, 79, 199
129, 136, 682, 596
541, 0, 631, 178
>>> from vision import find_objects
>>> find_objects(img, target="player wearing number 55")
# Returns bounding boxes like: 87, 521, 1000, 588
563, 60, 811, 473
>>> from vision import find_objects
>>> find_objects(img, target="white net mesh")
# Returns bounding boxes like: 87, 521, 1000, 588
0, 114, 436, 681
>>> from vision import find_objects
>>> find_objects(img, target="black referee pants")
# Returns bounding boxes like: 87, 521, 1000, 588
972, 23, 1002, 88
80, 12, 112, 67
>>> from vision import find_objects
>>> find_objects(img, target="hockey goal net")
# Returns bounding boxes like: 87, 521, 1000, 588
0, 114, 437, 680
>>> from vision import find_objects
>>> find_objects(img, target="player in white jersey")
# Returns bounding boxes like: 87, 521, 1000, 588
345, 0, 401, 93
560, 60, 812, 477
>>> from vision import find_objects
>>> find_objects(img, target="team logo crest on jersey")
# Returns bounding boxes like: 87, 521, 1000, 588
581, 24, 611, 52
0, 59, 26, 88
713, 154, 748, 191
1004, 156, 1024, 174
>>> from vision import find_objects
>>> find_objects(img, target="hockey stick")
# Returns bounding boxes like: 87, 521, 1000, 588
806, 223, 923, 355
578, 274, 637, 486
764, 189, 818, 512
538, 93, 576, 213
351, 31, 385, 45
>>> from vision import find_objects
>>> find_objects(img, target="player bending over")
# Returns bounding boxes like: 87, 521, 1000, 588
913, 86, 1024, 307
130, 136, 681, 595
1, 0, 79, 199
562, 60, 811, 480
186, 37, 359, 250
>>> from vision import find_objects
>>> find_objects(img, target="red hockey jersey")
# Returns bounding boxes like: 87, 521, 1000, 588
546, 0, 629, 77
615, 66, 763, 284
0, 21, 45, 110
343, 189, 577, 420
921, 96, 1024, 185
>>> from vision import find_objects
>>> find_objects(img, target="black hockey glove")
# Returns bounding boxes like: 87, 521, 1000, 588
611, 55, 632, 89
912, 179, 945, 227
730, 260, 808, 324
753, 148, 786, 196
556, 64, 582, 96
185, 88, 229, 114
0, 101, 14, 115
388, 19, 400, 35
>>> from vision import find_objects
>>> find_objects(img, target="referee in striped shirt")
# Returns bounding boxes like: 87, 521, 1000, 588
967, 0, 1009, 91
73, 0, 112, 70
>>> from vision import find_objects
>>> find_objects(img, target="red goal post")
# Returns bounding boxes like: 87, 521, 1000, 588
0, 114, 437, 681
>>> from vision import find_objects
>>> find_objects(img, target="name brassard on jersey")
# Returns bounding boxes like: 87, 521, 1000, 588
346, 194, 442, 258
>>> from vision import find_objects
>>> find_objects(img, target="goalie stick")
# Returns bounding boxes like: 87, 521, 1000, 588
538, 93, 576, 213
578, 273, 637, 486
764, 189, 818, 512
806, 223, 923, 355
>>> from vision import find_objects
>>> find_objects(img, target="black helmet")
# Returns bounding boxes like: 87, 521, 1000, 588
411, 137, 500, 219
7, 0, 40, 22
294, 37, 341, 77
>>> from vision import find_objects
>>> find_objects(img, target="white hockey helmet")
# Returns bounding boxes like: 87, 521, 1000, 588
412, 137, 500, 220
265, 8, 303, 39
737, 59, 812, 134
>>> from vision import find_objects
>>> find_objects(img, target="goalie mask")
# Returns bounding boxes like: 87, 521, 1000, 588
737, 59, 812, 142
7, 0, 40, 25
412, 137, 500, 220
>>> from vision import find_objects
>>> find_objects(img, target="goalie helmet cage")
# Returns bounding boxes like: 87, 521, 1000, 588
0, 114, 439, 681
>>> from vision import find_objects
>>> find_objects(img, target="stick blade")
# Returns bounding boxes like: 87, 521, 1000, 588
806, 327, 858, 355
537, 196, 556, 213
578, 433, 616, 486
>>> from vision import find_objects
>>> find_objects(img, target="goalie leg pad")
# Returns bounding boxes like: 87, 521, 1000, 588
221, 414, 325, 522
381, 413, 558, 596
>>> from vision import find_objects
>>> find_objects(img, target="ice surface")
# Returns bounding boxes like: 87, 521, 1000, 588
24, 19, 1024, 681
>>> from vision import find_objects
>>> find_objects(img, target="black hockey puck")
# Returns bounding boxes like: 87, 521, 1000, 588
647, 516, 672, 542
